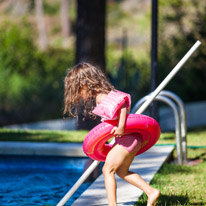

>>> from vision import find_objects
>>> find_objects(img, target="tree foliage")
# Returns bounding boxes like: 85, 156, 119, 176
158, 0, 206, 102
0, 20, 74, 126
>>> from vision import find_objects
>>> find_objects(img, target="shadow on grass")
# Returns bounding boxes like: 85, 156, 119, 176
0, 132, 64, 142
135, 194, 190, 206
192, 151, 206, 160
162, 136, 175, 140
160, 133, 175, 140
187, 126, 206, 132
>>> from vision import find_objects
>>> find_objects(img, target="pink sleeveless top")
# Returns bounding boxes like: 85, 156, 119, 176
92, 90, 131, 121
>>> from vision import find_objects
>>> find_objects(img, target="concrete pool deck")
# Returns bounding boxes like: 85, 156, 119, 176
72, 145, 174, 206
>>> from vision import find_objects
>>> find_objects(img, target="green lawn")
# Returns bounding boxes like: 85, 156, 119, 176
1, 126, 206, 147
135, 148, 206, 206
157, 127, 206, 147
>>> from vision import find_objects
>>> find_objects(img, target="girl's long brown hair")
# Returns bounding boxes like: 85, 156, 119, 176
63, 63, 114, 119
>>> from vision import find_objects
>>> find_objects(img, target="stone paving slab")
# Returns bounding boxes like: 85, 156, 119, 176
72, 146, 174, 206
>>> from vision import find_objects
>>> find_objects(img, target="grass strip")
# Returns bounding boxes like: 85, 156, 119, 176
135, 148, 206, 206
1, 127, 206, 147
0, 128, 88, 143
157, 127, 206, 147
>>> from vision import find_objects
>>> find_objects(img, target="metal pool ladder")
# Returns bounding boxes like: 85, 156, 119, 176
131, 90, 187, 165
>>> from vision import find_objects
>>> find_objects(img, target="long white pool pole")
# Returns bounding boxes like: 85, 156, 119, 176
57, 40, 201, 206
57, 160, 100, 206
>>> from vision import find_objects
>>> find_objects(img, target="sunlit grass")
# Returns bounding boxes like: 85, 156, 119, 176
135, 148, 206, 206
157, 127, 206, 147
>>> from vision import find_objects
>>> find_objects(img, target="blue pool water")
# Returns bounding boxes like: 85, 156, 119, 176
0, 155, 92, 206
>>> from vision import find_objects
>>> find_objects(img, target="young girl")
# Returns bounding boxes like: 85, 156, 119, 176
64, 62, 160, 206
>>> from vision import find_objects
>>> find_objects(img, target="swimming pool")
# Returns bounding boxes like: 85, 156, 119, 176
0, 155, 93, 206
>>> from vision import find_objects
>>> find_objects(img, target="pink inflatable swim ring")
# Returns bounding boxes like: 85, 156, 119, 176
83, 114, 161, 162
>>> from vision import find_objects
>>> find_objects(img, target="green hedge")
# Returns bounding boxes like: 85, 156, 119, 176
158, 0, 206, 102
0, 20, 74, 126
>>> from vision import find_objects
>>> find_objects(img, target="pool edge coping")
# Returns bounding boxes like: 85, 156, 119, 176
0, 141, 86, 157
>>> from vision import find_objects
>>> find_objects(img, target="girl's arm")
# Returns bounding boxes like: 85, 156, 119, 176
111, 103, 127, 137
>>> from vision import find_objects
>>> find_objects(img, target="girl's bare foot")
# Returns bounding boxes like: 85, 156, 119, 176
147, 189, 160, 206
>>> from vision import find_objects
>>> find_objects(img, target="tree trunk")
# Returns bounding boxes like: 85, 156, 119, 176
60, 0, 70, 37
76, 0, 106, 71
75, 0, 107, 130
35, 0, 48, 51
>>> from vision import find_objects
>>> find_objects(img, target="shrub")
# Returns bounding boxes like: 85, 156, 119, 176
158, 0, 206, 102
0, 20, 74, 126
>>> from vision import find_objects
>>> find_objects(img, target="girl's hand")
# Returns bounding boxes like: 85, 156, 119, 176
111, 126, 124, 137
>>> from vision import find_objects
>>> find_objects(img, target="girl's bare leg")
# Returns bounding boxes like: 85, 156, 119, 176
116, 152, 160, 206
103, 144, 133, 206
103, 144, 160, 206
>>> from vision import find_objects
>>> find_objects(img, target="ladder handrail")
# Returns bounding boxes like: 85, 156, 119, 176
159, 90, 187, 162
131, 90, 187, 163
131, 94, 183, 164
